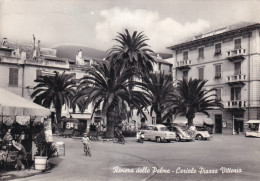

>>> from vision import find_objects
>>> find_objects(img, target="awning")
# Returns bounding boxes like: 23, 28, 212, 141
173, 113, 213, 126
70, 113, 91, 119
0, 87, 51, 117
246, 120, 260, 124
62, 118, 79, 123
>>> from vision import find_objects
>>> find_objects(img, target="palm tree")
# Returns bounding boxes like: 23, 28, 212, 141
73, 60, 150, 138
142, 72, 175, 124
31, 71, 76, 125
172, 78, 223, 127
107, 29, 155, 75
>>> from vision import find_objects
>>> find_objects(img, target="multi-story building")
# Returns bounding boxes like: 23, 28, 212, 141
168, 22, 260, 135
0, 38, 103, 131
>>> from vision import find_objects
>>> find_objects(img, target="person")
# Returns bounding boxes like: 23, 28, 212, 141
3, 129, 13, 147
82, 133, 91, 155
12, 139, 27, 170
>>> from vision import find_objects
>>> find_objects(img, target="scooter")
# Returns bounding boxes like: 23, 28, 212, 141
137, 132, 145, 143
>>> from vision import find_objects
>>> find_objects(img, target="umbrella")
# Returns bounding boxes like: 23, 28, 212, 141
0, 87, 51, 117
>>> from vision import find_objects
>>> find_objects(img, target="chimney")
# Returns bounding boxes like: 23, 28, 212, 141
78, 49, 82, 58
37, 40, 41, 57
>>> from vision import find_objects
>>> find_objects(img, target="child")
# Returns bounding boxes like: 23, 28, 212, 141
82, 133, 91, 153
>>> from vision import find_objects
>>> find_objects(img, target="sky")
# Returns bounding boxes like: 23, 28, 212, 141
0, 0, 259, 53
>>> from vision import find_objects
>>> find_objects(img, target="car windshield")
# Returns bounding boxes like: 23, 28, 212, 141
160, 127, 169, 131
179, 127, 187, 131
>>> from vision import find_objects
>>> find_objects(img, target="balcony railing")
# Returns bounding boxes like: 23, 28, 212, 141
25, 58, 70, 69
0, 56, 24, 64
227, 74, 246, 84
226, 100, 246, 109
227, 48, 246, 60
176, 60, 192, 70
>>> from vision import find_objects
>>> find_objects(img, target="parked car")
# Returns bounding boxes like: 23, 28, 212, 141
171, 126, 193, 142
140, 124, 176, 142
194, 129, 211, 140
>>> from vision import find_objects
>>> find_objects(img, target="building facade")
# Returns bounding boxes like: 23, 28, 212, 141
168, 22, 260, 135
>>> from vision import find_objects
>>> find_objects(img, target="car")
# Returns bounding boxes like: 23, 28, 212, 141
140, 124, 176, 142
171, 126, 193, 142
194, 129, 211, 140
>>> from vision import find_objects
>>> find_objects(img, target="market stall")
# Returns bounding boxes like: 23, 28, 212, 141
0, 87, 51, 171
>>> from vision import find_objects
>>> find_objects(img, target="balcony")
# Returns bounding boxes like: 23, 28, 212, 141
0, 56, 24, 64
226, 100, 246, 109
226, 74, 246, 85
176, 60, 192, 70
227, 48, 246, 61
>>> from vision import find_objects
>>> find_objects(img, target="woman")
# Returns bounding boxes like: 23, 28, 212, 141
12, 139, 27, 170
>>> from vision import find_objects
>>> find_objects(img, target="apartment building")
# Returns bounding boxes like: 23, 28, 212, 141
168, 22, 260, 135
0, 39, 100, 130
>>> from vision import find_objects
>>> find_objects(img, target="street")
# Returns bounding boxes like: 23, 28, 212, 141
13, 135, 260, 181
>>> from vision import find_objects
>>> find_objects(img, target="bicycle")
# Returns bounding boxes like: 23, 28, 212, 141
113, 135, 125, 144
84, 144, 91, 157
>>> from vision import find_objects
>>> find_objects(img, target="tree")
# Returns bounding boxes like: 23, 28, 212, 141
107, 29, 155, 75
31, 71, 76, 125
142, 72, 175, 124
173, 78, 223, 127
73, 60, 150, 138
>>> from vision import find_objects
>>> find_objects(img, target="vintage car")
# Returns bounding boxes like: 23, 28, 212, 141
140, 124, 176, 142
194, 129, 211, 140
245, 120, 260, 137
171, 126, 193, 142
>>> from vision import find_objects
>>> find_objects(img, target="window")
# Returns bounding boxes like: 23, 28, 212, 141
215, 88, 221, 100
234, 39, 241, 49
198, 67, 204, 80
183, 51, 188, 60
215, 43, 221, 55
234, 62, 241, 75
9, 68, 18, 86
183, 70, 188, 80
169, 65, 172, 73
36, 69, 42, 80
198, 47, 204, 59
215, 64, 221, 78
158, 63, 161, 71
231, 87, 241, 100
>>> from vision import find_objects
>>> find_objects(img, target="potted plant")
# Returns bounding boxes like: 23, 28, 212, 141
34, 129, 48, 170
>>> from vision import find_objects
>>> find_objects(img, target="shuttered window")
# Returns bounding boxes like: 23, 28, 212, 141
234, 62, 241, 75
198, 67, 204, 80
231, 87, 241, 100
183, 51, 188, 60
234, 39, 241, 49
215, 64, 221, 78
215, 43, 221, 54
198, 47, 204, 59
215, 88, 221, 100
9, 68, 18, 86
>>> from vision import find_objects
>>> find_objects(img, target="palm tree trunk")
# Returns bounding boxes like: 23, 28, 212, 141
187, 118, 194, 127
55, 106, 62, 125
156, 111, 162, 124
106, 106, 115, 138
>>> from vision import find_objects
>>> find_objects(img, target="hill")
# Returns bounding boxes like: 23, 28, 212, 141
54, 45, 108, 60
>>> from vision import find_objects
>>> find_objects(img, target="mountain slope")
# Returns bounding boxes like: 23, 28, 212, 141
54, 45, 108, 60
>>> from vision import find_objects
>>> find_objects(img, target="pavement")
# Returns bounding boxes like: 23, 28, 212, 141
1, 134, 260, 181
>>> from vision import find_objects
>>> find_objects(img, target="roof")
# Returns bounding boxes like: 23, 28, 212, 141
41, 55, 69, 62
152, 55, 172, 65
168, 22, 260, 50
0, 46, 14, 52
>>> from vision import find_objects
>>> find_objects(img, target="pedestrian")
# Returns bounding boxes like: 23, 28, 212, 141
12, 138, 27, 170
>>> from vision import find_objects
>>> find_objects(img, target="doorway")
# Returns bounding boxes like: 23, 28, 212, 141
233, 118, 244, 135
215, 114, 222, 134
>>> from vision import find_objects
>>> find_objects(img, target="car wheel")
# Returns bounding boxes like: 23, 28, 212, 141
156, 137, 161, 143
176, 135, 181, 142
196, 134, 203, 140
